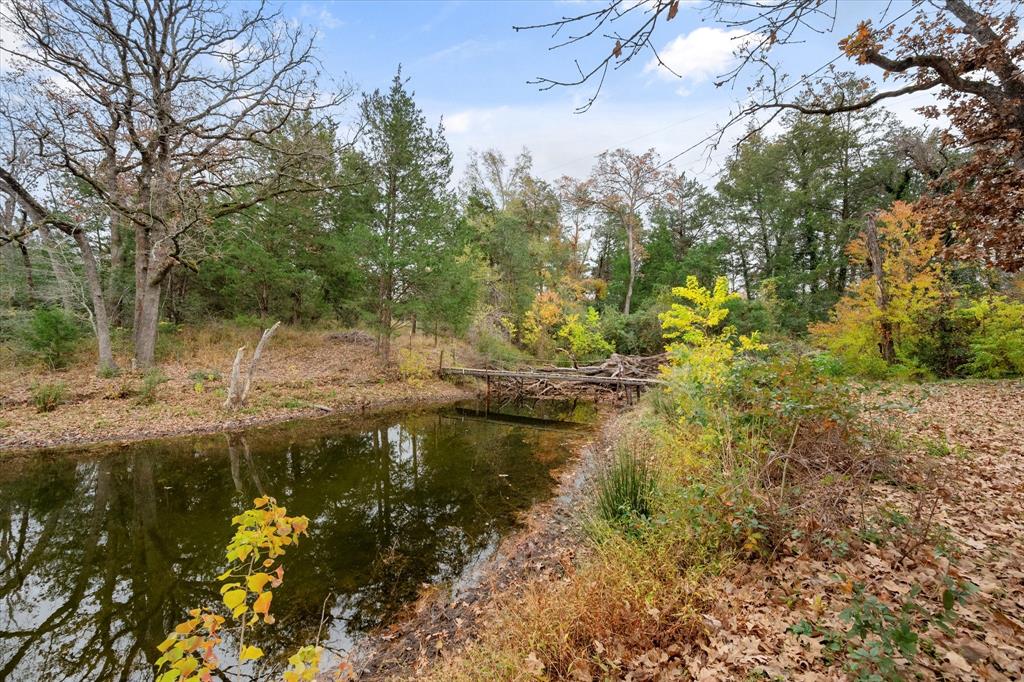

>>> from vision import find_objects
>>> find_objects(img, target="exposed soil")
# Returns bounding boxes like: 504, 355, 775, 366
0, 327, 477, 452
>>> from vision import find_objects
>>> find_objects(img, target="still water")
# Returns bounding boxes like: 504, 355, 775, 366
0, 400, 593, 681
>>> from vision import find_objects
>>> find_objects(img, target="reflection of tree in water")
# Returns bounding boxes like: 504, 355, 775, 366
0, 410, 573, 680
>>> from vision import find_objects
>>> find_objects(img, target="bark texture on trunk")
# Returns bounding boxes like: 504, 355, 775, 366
224, 321, 281, 409
17, 240, 35, 303
864, 214, 896, 365
623, 217, 637, 316
72, 230, 117, 372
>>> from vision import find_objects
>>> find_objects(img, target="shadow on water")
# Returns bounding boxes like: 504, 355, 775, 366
0, 399, 593, 680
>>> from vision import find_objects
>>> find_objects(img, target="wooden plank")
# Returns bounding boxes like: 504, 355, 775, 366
438, 366, 665, 386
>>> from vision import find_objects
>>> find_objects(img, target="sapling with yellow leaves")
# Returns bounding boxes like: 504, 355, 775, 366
660, 275, 765, 391
557, 307, 614, 367
154, 495, 333, 682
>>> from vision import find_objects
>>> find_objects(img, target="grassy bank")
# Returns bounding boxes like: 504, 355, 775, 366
0, 321, 480, 450
410, 353, 1022, 680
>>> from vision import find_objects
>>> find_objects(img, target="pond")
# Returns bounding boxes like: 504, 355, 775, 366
0, 399, 595, 681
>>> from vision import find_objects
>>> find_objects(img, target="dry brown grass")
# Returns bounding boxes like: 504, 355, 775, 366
423, 530, 715, 681
412, 407, 726, 681
0, 322, 479, 450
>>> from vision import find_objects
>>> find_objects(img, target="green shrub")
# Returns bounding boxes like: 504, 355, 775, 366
600, 304, 667, 356
595, 448, 656, 526
137, 368, 169, 405
810, 350, 847, 378
231, 313, 263, 328
556, 307, 614, 367
725, 352, 862, 467
188, 368, 221, 393
32, 381, 68, 412
474, 327, 530, 368
960, 295, 1024, 378
19, 307, 81, 369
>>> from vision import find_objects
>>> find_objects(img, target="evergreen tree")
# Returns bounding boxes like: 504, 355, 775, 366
358, 68, 457, 360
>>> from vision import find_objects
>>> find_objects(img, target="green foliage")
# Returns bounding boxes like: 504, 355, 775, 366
959, 296, 1024, 378
473, 324, 532, 368
785, 576, 975, 681
725, 351, 860, 448
358, 67, 461, 356
595, 448, 656, 527
811, 205, 1024, 380
660, 276, 765, 417
31, 381, 68, 412
188, 369, 221, 394
838, 578, 975, 681
174, 118, 363, 326
556, 307, 613, 366
810, 350, 847, 378
598, 305, 666, 356
137, 368, 169, 405
18, 307, 81, 369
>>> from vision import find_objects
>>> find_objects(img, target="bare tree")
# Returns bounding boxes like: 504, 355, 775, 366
0, 0, 347, 367
556, 176, 594, 281
578, 148, 663, 315
223, 320, 280, 410
0, 166, 118, 370
517, 0, 1024, 269
463, 148, 533, 211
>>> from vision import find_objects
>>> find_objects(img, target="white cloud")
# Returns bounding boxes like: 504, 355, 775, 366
422, 39, 497, 64
644, 27, 754, 88
318, 8, 343, 30
430, 100, 739, 185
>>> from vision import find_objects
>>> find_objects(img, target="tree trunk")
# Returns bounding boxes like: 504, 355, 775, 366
132, 216, 168, 369
378, 303, 392, 363
72, 230, 117, 372
134, 279, 162, 369
864, 214, 896, 364
104, 218, 127, 325
623, 218, 637, 316
17, 241, 35, 303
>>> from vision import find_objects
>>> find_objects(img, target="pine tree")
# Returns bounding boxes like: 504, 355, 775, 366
358, 68, 456, 361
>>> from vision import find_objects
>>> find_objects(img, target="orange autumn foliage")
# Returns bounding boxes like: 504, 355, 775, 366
810, 203, 943, 376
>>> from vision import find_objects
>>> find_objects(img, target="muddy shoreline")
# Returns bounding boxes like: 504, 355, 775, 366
349, 407, 623, 679
0, 383, 476, 457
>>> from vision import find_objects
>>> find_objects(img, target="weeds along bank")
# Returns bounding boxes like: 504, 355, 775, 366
421, 280, 999, 682
0, 318, 476, 450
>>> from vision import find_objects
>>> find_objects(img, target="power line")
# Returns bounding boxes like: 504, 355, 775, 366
654, 1, 924, 171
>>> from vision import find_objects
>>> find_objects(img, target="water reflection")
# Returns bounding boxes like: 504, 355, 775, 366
0, 402, 588, 680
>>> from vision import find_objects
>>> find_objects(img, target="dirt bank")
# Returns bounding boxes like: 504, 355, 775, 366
0, 325, 478, 452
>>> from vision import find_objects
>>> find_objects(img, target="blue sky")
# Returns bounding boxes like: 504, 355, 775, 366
278, 0, 941, 183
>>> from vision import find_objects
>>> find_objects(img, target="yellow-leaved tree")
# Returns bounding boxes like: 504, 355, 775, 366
810, 202, 942, 377
660, 276, 765, 417
154, 496, 342, 682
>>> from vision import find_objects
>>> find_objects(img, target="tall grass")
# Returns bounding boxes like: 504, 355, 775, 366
31, 381, 68, 412
594, 447, 656, 524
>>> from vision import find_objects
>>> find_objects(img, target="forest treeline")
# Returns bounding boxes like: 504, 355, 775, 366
1, 0, 1022, 382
